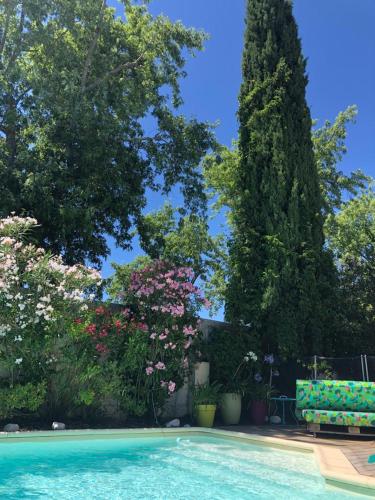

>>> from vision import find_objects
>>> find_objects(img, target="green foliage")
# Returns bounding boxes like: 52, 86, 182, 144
208, 328, 259, 393
203, 107, 373, 355
69, 310, 153, 419
326, 190, 375, 354
0, 0, 215, 265
313, 105, 369, 215
249, 383, 275, 403
137, 204, 221, 279
1, 256, 210, 422
203, 142, 239, 220
203, 112, 369, 331
78, 261, 209, 419
193, 383, 222, 406
45, 350, 119, 419
302, 359, 336, 380
130, 203, 227, 311
226, 0, 329, 357
326, 189, 375, 262
205, 107, 369, 219
108, 256, 152, 302
0, 215, 101, 418
0, 382, 46, 419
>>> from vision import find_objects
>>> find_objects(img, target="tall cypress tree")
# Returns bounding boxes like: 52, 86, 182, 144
226, 0, 327, 357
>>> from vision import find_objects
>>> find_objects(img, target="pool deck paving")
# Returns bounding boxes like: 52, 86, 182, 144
220, 424, 375, 482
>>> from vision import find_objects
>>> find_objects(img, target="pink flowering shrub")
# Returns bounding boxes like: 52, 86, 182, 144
75, 260, 210, 418
0, 215, 101, 418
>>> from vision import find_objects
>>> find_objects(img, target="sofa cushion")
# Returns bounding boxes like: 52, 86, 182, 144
302, 409, 375, 427
296, 380, 375, 412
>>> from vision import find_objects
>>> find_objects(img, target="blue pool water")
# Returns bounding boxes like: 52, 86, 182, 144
0, 434, 369, 499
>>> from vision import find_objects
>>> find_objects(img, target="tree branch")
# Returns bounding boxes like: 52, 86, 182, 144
84, 54, 144, 92
5, 1, 24, 74
0, 0, 13, 57
80, 0, 106, 93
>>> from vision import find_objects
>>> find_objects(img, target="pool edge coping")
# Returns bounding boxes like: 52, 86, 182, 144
0, 427, 374, 496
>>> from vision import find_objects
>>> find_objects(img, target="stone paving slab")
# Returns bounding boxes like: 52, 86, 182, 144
220, 425, 375, 478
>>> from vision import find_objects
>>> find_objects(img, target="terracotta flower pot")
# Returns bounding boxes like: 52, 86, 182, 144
250, 400, 267, 425
221, 393, 242, 425
196, 404, 217, 427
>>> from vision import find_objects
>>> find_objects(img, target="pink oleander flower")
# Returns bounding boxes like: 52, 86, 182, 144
170, 304, 184, 317
159, 333, 168, 340
168, 381, 176, 394
95, 343, 109, 354
150, 332, 157, 340
183, 325, 196, 337
85, 323, 96, 334
155, 361, 166, 370
146, 366, 154, 376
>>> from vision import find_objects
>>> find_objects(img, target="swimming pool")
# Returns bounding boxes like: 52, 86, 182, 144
0, 431, 370, 499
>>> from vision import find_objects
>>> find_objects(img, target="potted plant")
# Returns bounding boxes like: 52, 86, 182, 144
193, 383, 222, 428
221, 351, 258, 425
248, 354, 277, 425
249, 382, 275, 425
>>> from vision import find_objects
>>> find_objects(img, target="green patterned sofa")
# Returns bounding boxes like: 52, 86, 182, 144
296, 380, 375, 434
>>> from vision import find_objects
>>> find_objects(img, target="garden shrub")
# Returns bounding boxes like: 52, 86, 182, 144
0, 215, 101, 419
75, 260, 210, 420
1, 218, 210, 423
0, 382, 47, 419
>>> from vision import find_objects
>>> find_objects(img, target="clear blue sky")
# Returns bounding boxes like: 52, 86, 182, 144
104, 0, 375, 317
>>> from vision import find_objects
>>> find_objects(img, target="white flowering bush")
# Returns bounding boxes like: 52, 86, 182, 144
0, 215, 101, 418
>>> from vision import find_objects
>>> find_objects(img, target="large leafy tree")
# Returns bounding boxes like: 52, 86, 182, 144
226, 0, 330, 357
0, 0, 214, 265
326, 190, 375, 354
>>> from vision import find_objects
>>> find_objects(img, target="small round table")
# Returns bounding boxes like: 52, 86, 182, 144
270, 396, 298, 425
